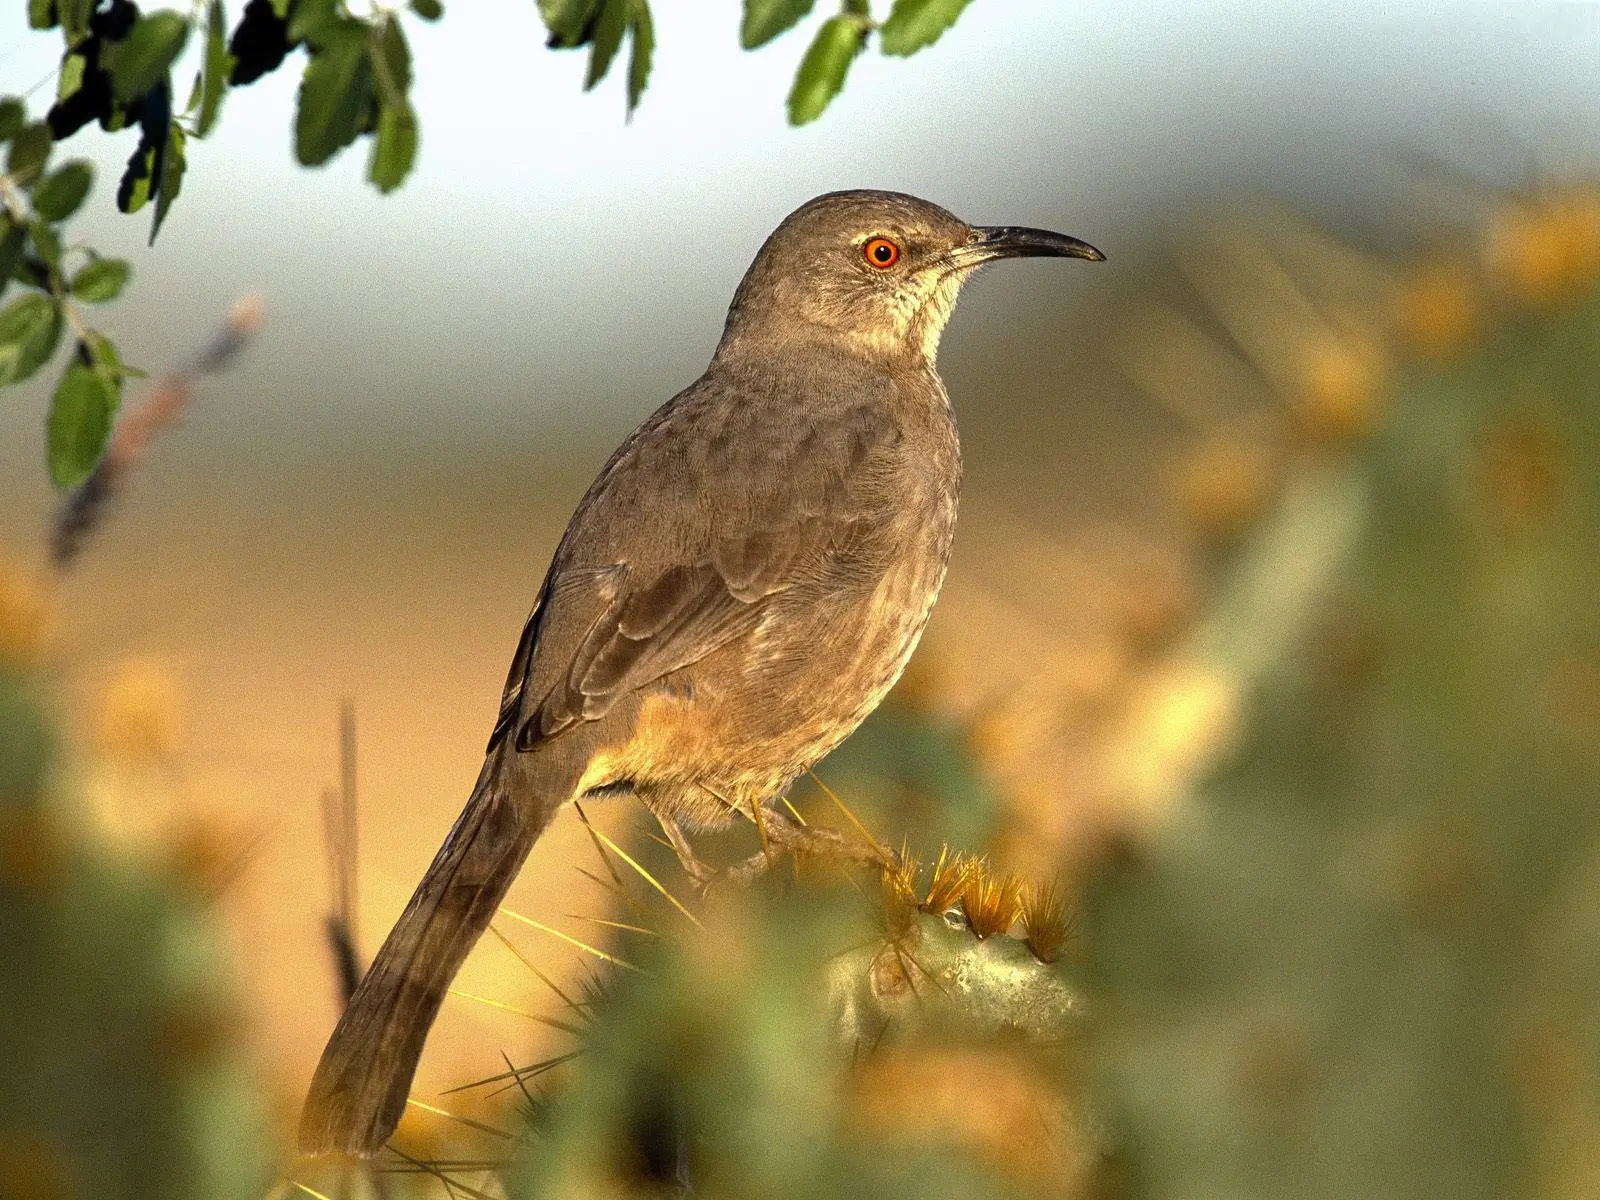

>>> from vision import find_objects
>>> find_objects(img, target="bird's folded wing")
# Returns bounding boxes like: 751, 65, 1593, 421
515, 530, 805, 750
495, 400, 899, 753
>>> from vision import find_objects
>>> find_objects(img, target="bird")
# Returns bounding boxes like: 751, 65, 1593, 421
298, 189, 1103, 1157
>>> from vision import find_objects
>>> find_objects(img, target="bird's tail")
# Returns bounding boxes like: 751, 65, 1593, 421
297, 759, 547, 1157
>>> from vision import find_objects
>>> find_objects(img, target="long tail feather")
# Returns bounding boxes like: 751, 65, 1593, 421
298, 763, 545, 1157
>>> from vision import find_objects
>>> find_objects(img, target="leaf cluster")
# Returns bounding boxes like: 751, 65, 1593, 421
41, 0, 193, 243
7, 0, 439, 488
0, 101, 139, 487
740, 0, 978, 125
33, 0, 437, 214
539, 0, 978, 125
539, 0, 655, 117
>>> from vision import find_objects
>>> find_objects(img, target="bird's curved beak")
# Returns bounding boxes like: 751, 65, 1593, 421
955, 226, 1106, 267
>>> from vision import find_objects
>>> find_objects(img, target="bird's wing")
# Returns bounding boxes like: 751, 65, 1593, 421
521, 559, 768, 747
495, 393, 899, 753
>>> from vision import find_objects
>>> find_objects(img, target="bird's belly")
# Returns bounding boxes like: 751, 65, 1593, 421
816, 550, 948, 736
725, 525, 954, 788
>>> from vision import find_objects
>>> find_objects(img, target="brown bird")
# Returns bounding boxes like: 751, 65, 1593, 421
298, 189, 1103, 1157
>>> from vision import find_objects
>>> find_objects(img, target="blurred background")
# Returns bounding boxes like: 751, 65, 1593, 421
1, 2, 1598, 1196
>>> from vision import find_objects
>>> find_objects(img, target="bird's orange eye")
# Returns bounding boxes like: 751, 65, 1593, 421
863, 237, 900, 269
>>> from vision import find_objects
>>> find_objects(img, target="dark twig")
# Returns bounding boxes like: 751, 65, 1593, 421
52, 294, 264, 568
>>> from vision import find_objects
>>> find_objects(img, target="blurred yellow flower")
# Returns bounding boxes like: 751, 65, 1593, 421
1172, 435, 1278, 536
0, 557, 54, 666
1485, 187, 1600, 307
94, 658, 184, 768
1294, 335, 1387, 444
1393, 257, 1480, 358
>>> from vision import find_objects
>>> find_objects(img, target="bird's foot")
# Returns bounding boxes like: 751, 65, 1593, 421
717, 818, 895, 887
656, 803, 895, 892
655, 813, 718, 888
759, 806, 895, 869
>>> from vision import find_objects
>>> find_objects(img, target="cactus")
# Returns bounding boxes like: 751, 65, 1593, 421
498, 860, 1092, 1200
1080, 186, 1600, 1198
379, 818, 1090, 1197
0, 624, 272, 1200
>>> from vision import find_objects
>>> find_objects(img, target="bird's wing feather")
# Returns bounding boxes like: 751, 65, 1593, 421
501, 388, 900, 752
518, 522, 830, 749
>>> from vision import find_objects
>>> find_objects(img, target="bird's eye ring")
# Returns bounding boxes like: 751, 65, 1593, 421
863, 237, 901, 269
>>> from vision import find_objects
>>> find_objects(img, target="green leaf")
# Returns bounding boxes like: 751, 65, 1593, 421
585, 0, 629, 89
27, 0, 57, 31
879, 0, 974, 56
787, 14, 866, 125
410, 0, 443, 20
58, 0, 93, 41
288, 0, 339, 45
294, 22, 375, 166
119, 92, 184, 241
0, 294, 63, 387
369, 15, 412, 106
539, 0, 600, 46
82, 329, 134, 380
100, 98, 131, 134
31, 160, 93, 221
28, 221, 61, 270
102, 11, 192, 104
150, 121, 185, 244
198, 0, 232, 136
6, 122, 53, 187
48, 360, 118, 487
627, 1, 653, 114
70, 257, 131, 304
741, 0, 815, 49
368, 103, 416, 193
57, 49, 88, 106
0, 99, 27, 142
118, 139, 156, 214
0, 222, 24, 303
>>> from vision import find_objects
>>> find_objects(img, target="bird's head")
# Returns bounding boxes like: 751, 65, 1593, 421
719, 189, 1104, 366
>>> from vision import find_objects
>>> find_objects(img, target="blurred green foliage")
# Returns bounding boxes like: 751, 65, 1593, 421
799, 701, 1005, 852
0, 103, 138, 489
504, 876, 1089, 1199
1082, 265, 1600, 1195
0, 663, 272, 1200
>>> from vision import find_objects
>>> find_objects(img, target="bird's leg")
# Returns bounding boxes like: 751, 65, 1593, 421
658, 795, 894, 890
747, 791, 776, 871
654, 812, 716, 887
723, 850, 787, 887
